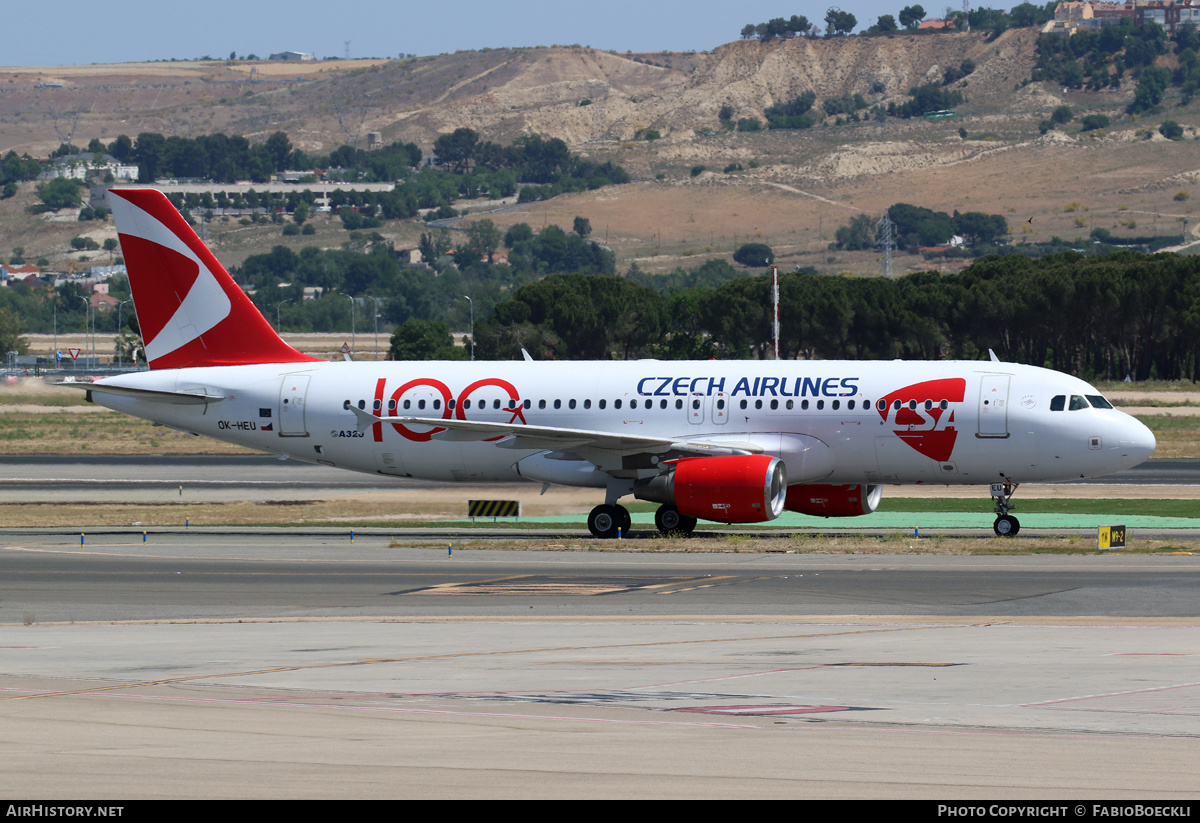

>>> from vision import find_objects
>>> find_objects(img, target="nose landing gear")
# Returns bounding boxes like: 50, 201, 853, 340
991, 480, 1020, 536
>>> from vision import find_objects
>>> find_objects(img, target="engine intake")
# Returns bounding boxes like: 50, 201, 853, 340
635, 455, 787, 524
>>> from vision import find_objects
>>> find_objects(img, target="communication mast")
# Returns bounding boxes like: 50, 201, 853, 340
877, 215, 896, 278
771, 265, 781, 360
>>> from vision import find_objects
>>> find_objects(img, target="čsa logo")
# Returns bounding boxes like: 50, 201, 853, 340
877, 378, 966, 462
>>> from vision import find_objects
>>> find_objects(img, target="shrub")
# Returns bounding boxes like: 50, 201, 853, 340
732, 242, 774, 267
1160, 121, 1184, 140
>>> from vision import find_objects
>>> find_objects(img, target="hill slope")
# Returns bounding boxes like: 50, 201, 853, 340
1, 30, 1197, 277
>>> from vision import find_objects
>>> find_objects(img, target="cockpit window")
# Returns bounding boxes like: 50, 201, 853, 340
1050, 395, 1065, 411
1069, 395, 1090, 411
1086, 395, 1114, 410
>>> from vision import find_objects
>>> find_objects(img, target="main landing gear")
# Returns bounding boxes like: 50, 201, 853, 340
586, 504, 698, 538
990, 480, 1020, 537
587, 504, 631, 539
653, 505, 697, 536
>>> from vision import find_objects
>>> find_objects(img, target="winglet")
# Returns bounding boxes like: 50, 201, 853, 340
109, 188, 320, 370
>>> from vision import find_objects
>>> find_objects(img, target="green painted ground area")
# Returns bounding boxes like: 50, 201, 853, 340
452, 497, 1199, 530
486, 512, 1200, 529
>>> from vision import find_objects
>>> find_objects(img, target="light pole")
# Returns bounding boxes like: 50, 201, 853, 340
462, 295, 474, 361
366, 296, 384, 361
116, 300, 130, 368
276, 299, 291, 331
76, 295, 90, 369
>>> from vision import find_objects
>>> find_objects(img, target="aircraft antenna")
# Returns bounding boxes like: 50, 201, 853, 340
877, 214, 896, 278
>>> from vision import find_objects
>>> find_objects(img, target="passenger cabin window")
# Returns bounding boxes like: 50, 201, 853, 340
1050, 395, 1066, 411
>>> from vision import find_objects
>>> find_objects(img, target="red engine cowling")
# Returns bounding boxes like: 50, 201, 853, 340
785, 484, 882, 517
669, 455, 788, 524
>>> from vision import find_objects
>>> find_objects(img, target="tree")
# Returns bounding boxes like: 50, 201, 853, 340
572, 216, 592, 238
504, 223, 534, 248
824, 9, 857, 36
875, 14, 898, 34
388, 318, 467, 360
35, 178, 83, 210
1051, 105, 1074, 124
899, 5, 926, 30
834, 214, 876, 250
733, 243, 775, 267
1129, 65, 1171, 113
463, 218, 502, 264
0, 307, 28, 356
432, 127, 480, 174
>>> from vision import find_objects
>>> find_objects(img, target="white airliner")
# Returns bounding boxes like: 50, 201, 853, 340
79, 188, 1156, 537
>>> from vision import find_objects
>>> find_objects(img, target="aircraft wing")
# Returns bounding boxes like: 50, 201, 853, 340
347, 406, 762, 472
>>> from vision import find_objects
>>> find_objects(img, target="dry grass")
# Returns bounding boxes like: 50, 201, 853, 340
401, 533, 1196, 555
0, 409, 257, 455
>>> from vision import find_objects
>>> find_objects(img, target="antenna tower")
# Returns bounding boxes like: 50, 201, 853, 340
877, 215, 896, 278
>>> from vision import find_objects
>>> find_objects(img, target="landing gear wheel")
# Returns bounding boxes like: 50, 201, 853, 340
993, 514, 1020, 537
989, 479, 1020, 538
617, 506, 632, 536
654, 505, 697, 536
588, 504, 624, 539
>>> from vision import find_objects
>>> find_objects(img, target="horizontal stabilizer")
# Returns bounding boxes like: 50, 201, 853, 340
56, 382, 226, 406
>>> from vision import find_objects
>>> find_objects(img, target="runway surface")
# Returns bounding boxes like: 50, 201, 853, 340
2, 532, 1200, 798
2, 458, 1199, 798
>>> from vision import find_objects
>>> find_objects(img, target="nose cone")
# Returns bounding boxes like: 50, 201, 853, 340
1118, 415, 1156, 469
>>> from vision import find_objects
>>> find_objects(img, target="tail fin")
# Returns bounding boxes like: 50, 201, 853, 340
109, 188, 319, 370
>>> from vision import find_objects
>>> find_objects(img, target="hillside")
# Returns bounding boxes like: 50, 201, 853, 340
2, 29, 1198, 277
0, 30, 1042, 155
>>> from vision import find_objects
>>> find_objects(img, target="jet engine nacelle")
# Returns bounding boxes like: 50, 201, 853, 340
785, 484, 882, 517
635, 454, 787, 523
